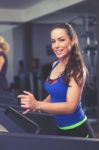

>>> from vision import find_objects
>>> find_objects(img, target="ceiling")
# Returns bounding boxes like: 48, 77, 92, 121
0, 0, 98, 23
0, 0, 85, 23
0, 0, 99, 33
0, 0, 43, 9
61, 0, 99, 13
34, 0, 98, 25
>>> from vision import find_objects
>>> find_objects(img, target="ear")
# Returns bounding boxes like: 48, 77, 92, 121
68, 45, 71, 50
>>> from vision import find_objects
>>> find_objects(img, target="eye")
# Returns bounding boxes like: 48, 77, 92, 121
59, 38, 65, 42
51, 40, 55, 44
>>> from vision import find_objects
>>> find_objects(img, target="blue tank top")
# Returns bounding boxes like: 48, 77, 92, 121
44, 62, 86, 129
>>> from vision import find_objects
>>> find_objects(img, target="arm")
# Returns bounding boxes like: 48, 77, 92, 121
0, 56, 5, 71
36, 76, 85, 114
18, 74, 85, 114
18, 64, 86, 114
38, 66, 86, 114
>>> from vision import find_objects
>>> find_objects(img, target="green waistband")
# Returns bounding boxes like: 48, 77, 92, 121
58, 116, 87, 130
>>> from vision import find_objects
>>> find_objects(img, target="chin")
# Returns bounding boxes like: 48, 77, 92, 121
56, 55, 65, 59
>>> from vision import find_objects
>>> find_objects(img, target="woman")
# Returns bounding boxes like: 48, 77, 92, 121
0, 36, 9, 91
18, 23, 94, 138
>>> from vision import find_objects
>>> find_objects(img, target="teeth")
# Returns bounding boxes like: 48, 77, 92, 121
55, 50, 62, 53
56, 50, 62, 53
56, 51, 60, 53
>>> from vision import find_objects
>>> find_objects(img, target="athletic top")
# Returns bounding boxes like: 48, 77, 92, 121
44, 61, 87, 130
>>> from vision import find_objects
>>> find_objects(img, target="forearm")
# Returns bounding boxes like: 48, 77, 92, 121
35, 101, 75, 114
18, 91, 75, 114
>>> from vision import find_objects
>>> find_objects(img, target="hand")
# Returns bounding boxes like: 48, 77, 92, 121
18, 91, 37, 114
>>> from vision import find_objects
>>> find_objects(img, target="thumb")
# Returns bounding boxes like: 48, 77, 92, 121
22, 109, 30, 115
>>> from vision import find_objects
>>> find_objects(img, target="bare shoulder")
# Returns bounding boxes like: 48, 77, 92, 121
70, 65, 87, 88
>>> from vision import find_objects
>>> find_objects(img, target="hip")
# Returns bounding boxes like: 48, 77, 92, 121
57, 120, 95, 138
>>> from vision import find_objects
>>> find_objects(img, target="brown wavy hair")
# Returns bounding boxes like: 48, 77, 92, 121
51, 23, 88, 86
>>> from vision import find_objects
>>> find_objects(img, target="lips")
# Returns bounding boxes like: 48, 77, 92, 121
54, 49, 63, 55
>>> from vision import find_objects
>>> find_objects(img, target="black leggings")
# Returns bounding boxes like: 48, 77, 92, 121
57, 120, 95, 138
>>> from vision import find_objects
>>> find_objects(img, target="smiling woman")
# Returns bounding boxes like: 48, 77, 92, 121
18, 23, 95, 138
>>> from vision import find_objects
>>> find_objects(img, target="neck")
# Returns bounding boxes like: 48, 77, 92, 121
59, 57, 69, 66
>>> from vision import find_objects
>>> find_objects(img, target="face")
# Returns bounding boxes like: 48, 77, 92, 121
51, 28, 72, 61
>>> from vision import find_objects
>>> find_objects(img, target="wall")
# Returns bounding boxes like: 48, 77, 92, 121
32, 24, 56, 65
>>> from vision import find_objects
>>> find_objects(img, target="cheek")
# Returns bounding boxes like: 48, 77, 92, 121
51, 44, 55, 51
64, 39, 72, 49
63, 43, 71, 51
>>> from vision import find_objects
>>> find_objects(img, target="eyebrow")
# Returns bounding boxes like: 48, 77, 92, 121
51, 36, 66, 40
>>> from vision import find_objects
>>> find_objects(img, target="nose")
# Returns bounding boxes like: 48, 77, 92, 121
54, 41, 59, 48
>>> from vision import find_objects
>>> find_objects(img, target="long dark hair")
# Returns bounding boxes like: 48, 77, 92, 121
51, 23, 88, 86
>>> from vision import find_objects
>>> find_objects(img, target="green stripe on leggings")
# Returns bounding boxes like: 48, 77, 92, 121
58, 116, 87, 130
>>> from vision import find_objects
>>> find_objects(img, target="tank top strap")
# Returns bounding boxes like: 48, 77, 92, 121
47, 60, 59, 79
52, 60, 59, 69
